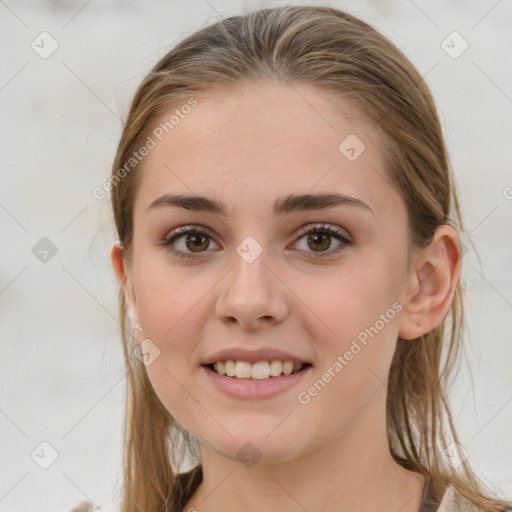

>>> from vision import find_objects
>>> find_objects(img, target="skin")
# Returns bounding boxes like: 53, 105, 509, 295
111, 83, 462, 512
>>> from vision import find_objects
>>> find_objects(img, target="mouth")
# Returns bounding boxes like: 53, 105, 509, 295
203, 360, 313, 380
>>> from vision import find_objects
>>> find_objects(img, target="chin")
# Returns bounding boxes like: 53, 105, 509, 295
195, 422, 309, 467
215, 441, 303, 467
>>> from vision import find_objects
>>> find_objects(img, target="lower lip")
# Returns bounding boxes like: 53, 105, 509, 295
202, 364, 313, 399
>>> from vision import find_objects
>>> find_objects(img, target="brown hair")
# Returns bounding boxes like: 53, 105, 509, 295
106, 5, 511, 512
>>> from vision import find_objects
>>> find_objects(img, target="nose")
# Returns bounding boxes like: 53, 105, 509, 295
215, 246, 289, 330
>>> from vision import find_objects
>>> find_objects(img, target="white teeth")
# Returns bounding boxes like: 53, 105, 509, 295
225, 360, 236, 377
211, 359, 305, 379
251, 361, 270, 380
235, 361, 252, 379
282, 362, 293, 375
269, 360, 283, 376
215, 361, 225, 375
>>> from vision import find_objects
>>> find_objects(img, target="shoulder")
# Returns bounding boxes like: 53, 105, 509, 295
437, 485, 512, 512
68, 501, 95, 512
436, 485, 478, 511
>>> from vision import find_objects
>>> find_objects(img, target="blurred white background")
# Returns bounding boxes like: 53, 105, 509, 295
1, 1, 511, 511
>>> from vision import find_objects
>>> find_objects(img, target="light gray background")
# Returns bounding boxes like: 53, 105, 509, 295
1, 1, 511, 511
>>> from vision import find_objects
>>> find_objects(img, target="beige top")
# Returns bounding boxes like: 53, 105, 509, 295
434, 485, 512, 512
68, 484, 510, 512
436, 485, 473, 511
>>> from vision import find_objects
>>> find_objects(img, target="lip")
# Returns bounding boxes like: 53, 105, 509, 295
202, 347, 311, 365
202, 363, 313, 399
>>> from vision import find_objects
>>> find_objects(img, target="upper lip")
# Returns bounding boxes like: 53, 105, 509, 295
202, 347, 312, 365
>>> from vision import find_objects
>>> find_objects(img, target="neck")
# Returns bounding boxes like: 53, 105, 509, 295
182, 387, 425, 512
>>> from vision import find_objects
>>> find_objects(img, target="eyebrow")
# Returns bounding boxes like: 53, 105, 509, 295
146, 192, 374, 217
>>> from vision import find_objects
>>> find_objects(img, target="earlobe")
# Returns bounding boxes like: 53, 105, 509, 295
111, 242, 141, 330
398, 225, 462, 341
111, 242, 126, 284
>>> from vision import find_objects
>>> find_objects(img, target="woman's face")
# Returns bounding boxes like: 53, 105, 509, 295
116, 83, 415, 464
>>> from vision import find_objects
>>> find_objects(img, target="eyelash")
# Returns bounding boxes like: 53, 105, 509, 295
159, 223, 352, 260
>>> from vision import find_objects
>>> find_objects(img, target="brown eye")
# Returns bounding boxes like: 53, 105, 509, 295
292, 223, 352, 258
184, 232, 210, 252
160, 223, 351, 260
160, 225, 219, 259
306, 232, 332, 252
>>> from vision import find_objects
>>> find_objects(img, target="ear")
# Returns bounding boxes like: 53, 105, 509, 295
399, 224, 462, 340
111, 242, 140, 330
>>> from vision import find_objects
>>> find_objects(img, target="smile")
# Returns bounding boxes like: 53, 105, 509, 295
202, 361, 313, 399
208, 360, 309, 380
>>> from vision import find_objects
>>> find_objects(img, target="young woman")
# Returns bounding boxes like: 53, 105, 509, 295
75, 5, 512, 512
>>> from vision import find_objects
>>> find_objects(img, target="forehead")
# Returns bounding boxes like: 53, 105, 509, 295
134, 83, 403, 220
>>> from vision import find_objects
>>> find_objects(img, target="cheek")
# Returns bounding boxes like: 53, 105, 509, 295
302, 249, 403, 339
300, 250, 404, 396
134, 256, 207, 365
132, 263, 209, 424
296, 297, 401, 438
136, 271, 174, 329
